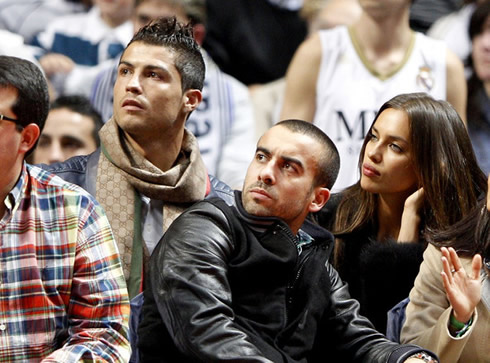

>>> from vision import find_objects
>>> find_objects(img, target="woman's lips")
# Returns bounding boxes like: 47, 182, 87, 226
362, 163, 380, 177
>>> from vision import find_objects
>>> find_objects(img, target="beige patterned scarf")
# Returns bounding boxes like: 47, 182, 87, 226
96, 118, 207, 297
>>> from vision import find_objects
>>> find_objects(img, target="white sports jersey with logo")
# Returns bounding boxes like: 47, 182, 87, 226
314, 26, 446, 191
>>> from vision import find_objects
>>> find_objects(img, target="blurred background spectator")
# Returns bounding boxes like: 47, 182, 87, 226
249, 0, 362, 140
203, 0, 308, 85
0, 0, 89, 44
0, 29, 39, 65
31, 95, 102, 165
409, 0, 462, 33
466, 0, 490, 174
31, 0, 134, 97
281, 0, 466, 191
428, 0, 484, 77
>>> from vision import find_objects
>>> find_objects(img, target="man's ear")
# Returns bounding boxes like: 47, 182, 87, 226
183, 89, 203, 113
19, 124, 40, 155
308, 187, 330, 213
192, 23, 206, 45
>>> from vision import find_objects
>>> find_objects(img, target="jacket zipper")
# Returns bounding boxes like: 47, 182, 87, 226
285, 245, 314, 327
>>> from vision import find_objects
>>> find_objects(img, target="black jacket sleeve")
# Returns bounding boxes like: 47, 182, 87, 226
323, 263, 436, 363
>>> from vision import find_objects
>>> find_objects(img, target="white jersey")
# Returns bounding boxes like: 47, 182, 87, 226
314, 26, 446, 191
186, 52, 256, 189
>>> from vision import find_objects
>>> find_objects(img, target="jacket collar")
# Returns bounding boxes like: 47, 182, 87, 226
233, 190, 335, 251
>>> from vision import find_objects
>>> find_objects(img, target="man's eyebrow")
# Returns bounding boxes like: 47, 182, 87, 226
257, 146, 304, 169
282, 155, 304, 170
145, 65, 170, 74
256, 146, 271, 156
60, 135, 85, 146
118, 60, 133, 68
118, 60, 170, 74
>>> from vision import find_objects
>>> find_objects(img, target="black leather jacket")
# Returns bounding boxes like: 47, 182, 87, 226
40, 149, 234, 204
138, 192, 432, 362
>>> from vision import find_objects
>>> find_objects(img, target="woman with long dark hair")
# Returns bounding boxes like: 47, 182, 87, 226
316, 92, 487, 333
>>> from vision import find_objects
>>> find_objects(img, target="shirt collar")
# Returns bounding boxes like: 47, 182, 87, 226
4, 162, 27, 214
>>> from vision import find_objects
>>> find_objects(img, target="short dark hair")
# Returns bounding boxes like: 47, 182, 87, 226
428, 199, 489, 260
275, 119, 340, 189
126, 16, 205, 92
50, 95, 104, 147
0, 56, 49, 156
0, 56, 49, 130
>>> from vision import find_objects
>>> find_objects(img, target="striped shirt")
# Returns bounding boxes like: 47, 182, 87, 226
0, 164, 130, 362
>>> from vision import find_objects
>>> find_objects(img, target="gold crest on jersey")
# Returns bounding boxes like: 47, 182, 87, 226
416, 66, 434, 92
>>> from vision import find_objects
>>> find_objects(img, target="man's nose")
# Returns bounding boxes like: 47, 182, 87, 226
258, 161, 276, 185
48, 141, 64, 164
126, 73, 142, 93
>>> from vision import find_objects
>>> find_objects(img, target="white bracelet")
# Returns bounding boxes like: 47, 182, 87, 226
408, 351, 438, 363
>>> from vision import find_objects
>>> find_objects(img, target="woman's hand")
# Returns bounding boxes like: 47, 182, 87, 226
440, 247, 481, 324
398, 187, 424, 242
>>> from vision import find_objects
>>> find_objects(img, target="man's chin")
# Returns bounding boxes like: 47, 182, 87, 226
243, 200, 272, 217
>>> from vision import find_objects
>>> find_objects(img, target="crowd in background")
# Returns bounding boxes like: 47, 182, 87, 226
0, 0, 489, 362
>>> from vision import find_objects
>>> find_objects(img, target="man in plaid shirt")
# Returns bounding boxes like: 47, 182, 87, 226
0, 55, 129, 361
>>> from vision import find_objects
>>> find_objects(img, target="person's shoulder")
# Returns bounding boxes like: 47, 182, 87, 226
208, 175, 235, 206
172, 196, 235, 235
414, 31, 447, 51
310, 25, 350, 58
428, 3, 475, 38
317, 25, 349, 44
29, 152, 99, 205
27, 164, 83, 190
43, 154, 91, 174
28, 163, 92, 198
422, 243, 443, 268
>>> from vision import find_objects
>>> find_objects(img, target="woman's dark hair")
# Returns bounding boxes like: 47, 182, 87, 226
333, 93, 487, 268
429, 199, 489, 261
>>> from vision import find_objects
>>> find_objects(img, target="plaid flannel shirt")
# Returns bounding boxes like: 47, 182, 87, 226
0, 164, 130, 362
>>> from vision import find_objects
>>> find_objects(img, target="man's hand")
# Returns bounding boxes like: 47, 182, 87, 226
39, 53, 75, 77
440, 247, 481, 324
